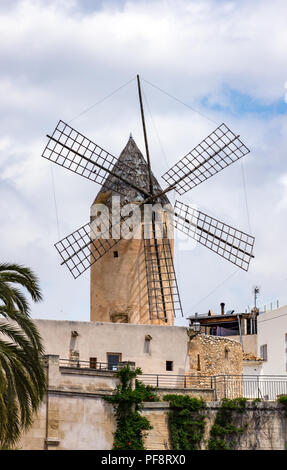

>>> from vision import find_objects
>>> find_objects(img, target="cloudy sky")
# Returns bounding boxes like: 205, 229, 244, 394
1, 0, 287, 325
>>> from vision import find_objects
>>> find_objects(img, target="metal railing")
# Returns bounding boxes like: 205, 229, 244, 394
214, 375, 287, 401
59, 359, 135, 372
140, 374, 287, 400
56, 360, 287, 401
60, 359, 111, 370
141, 374, 214, 390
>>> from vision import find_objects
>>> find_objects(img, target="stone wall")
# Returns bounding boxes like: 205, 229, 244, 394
156, 388, 215, 401
16, 355, 215, 450
188, 333, 243, 376
18, 354, 215, 450
18, 355, 118, 450
17, 355, 287, 450
142, 403, 171, 450
202, 402, 287, 450
143, 401, 287, 451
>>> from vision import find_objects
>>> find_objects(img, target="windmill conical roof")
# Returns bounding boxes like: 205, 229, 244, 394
93, 135, 169, 206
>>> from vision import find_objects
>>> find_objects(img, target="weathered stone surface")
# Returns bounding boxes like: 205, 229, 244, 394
142, 408, 171, 451
17, 359, 287, 450
188, 333, 243, 376
90, 137, 175, 326
201, 401, 287, 450
156, 388, 215, 401
143, 401, 287, 451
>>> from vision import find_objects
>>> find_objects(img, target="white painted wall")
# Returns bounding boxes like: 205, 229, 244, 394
34, 319, 191, 375
243, 361, 263, 376
257, 305, 287, 375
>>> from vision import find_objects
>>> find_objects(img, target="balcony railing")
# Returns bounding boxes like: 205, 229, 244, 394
59, 358, 135, 372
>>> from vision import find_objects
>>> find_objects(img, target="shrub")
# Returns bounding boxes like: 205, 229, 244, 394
208, 398, 247, 450
163, 394, 206, 450
104, 365, 159, 450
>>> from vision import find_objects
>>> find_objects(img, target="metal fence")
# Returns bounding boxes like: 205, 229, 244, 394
215, 375, 287, 401
140, 374, 214, 390
140, 374, 287, 401
59, 359, 135, 372
56, 360, 287, 401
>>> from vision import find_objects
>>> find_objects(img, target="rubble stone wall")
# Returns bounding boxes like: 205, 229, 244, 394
188, 334, 243, 376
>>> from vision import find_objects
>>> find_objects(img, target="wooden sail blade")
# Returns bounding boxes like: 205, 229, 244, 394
54, 206, 143, 278
54, 208, 128, 278
162, 123, 250, 195
42, 120, 144, 197
144, 223, 183, 320
174, 200, 255, 271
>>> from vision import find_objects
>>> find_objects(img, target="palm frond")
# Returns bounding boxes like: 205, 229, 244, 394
0, 263, 46, 447
0, 264, 42, 302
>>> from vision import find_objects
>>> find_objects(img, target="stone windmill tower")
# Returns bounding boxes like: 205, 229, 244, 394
41, 75, 255, 329
90, 135, 178, 326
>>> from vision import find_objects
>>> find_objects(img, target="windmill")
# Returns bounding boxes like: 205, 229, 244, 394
42, 75, 255, 325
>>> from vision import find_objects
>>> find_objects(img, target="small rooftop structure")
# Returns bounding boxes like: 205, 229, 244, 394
187, 303, 258, 337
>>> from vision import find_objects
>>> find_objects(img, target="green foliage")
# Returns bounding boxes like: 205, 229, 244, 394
104, 364, 159, 450
164, 394, 206, 411
208, 398, 247, 450
277, 395, 287, 406
277, 395, 287, 416
163, 394, 206, 450
135, 379, 160, 403
116, 365, 142, 388
252, 398, 262, 404
0, 263, 46, 448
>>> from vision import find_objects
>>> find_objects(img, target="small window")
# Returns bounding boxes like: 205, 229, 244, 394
166, 361, 173, 371
113, 251, 119, 258
260, 344, 267, 361
107, 352, 122, 371
197, 354, 201, 371
225, 348, 229, 360
89, 357, 97, 369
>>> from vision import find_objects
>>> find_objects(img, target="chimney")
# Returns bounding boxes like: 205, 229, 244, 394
220, 302, 225, 315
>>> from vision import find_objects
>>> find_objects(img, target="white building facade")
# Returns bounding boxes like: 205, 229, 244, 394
257, 304, 287, 376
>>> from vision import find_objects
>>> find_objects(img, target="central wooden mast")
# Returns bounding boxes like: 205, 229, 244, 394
136, 74, 154, 196
136, 74, 168, 322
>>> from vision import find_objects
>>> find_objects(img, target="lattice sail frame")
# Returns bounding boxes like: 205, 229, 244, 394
162, 123, 250, 195
54, 209, 133, 279
42, 120, 139, 197
143, 223, 183, 320
173, 200, 255, 271
41, 115, 255, 320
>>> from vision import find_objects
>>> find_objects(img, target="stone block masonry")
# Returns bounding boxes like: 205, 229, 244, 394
188, 333, 243, 377
143, 401, 287, 450
17, 355, 287, 450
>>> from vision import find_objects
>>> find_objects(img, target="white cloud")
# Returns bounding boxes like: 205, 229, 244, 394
0, 0, 287, 322
277, 174, 287, 212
